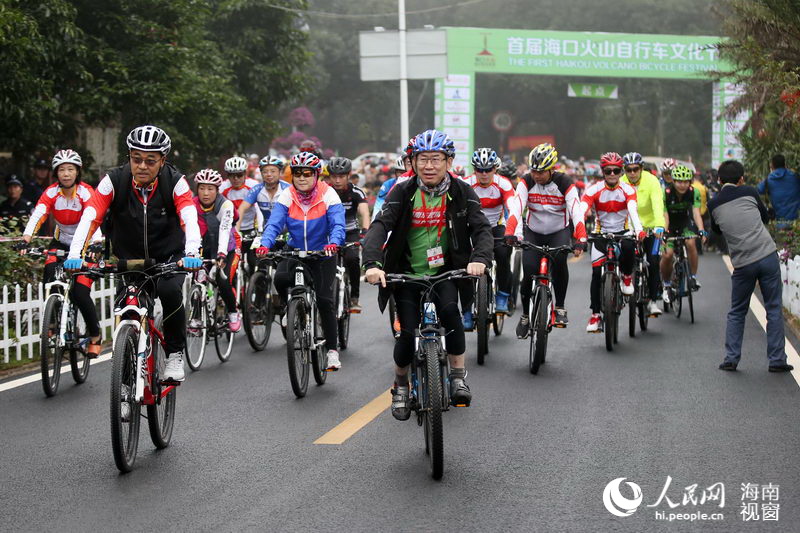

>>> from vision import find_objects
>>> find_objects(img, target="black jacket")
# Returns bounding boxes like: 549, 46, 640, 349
362, 175, 493, 311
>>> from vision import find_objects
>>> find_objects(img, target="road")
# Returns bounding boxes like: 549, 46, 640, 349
2, 253, 799, 532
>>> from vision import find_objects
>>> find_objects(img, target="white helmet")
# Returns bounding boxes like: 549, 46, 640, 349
259, 155, 285, 169
393, 155, 406, 172
194, 168, 223, 187
51, 149, 82, 170
225, 156, 248, 173
126, 125, 171, 155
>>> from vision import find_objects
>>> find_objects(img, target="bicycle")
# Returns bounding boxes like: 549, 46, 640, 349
241, 254, 279, 352
30, 248, 93, 397
184, 259, 237, 370
85, 259, 185, 473
628, 241, 650, 337
588, 233, 637, 352
266, 249, 332, 398
334, 242, 360, 350
663, 235, 696, 324
384, 269, 475, 480
512, 241, 573, 374
507, 245, 522, 317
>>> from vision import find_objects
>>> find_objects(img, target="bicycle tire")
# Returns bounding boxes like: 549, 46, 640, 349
185, 285, 207, 371
638, 266, 649, 331
243, 270, 273, 351
338, 275, 351, 350
672, 262, 683, 319
508, 249, 522, 316
628, 272, 637, 338
69, 310, 91, 384
110, 324, 141, 473
40, 294, 63, 397
476, 274, 489, 365
603, 272, 615, 351
423, 341, 444, 480
530, 286, 548, 374
311, 306, 328, 386
687, 268, 695, 324
286, 298, 310, 397
147, 320, 176, 449
214, 293, 234, 362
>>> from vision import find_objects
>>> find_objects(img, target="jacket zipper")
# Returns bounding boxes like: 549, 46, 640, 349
143, 198, 149, 260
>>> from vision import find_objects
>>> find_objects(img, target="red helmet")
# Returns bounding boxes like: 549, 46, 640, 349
600, 152, 624, 168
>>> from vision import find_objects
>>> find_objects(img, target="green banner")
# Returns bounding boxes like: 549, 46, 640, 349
568, 83, 618, 99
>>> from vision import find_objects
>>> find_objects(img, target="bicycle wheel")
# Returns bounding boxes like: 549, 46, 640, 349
687, 267, 695, 324
603, 272, 616, 351
69, 308, 91, 384
529, 287, 549, 375
628, 272, 637, 338
40, 294, 64, 397
147, 322, 176, 450
671, 263, 683, 319
311, 306, 328, 386
243, 270, 272, 351
388, 295, 400, 339
214, 292, 234, 362
338, 276, 351, 350
422, 341, 444, 480
286, 297, 310, 398
638, 267, 649, 331
508, 249, 522, 317
476, 275, 489, 365
110, 324, 141, 473
185, 285, 207, 371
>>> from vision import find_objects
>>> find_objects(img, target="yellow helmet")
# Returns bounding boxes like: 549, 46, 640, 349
528, 143, 558, 172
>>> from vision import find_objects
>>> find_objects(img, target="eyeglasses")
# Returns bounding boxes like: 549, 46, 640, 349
624, 166, 642, 173
603, 168, 623, 176
130, 155, 163, 168
474, 168, 494, 173
416, 155, 447, 167
292, 169, 315, 178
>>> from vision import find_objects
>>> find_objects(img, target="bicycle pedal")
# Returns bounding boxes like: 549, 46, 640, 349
159, 379, 182, 386
349, 309, 361, 314
325, 367, 340, 372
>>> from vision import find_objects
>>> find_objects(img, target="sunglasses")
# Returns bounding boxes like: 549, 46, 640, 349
625, 166, 642, 172
603, 168, 623, 176
130, 155, 163, 168
292, 169, 315, 178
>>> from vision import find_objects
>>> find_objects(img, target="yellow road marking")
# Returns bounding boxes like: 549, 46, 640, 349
314, 389, 392, 445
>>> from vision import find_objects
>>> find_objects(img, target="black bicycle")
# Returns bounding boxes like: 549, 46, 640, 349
629, 240, 649, 337
664, 235, 696, 323
588, 233, 637, 351
385, 269, 475, 480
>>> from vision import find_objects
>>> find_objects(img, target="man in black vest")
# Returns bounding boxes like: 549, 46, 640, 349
65, 125, 202, 383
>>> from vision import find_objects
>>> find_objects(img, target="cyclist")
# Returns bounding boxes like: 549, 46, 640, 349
19, 149, 103, 356
459, 147, 516, 328
255, 152, 346, 370
660, 158, 677, 189
64, 125, 202, 382
506, 143, 586, 336
327, 156, 370, 313
362, 129, 493, 420
194, 169, 242, 332
579, 152, 645, 333
621, 152, 665, 317
238, 155, 290, 229
661, 164, 706, 301
221, 156, 260, 272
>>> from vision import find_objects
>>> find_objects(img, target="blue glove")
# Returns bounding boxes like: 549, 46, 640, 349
698, 230, 708, 237
63, 258, 83, 271
182, 256, 202, 270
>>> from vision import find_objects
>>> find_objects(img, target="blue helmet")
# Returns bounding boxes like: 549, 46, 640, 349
622, 152, 643, 166
411, 129, 455, 158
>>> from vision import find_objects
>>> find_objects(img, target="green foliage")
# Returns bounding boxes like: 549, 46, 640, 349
0, 219, 40, 286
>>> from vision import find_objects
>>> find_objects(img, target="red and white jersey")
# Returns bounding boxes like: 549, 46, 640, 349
24, 183, 101, 246
461, 173, 516, 226
221, 178, 259, 230
508, 171, 584, 239
579, 180, 643, 234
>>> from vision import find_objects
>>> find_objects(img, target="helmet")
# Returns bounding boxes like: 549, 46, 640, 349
622, 152, 643, 166
471, 147, 499, 171
298, 140, 321, 158
411, 129, 455, 157
259, 155, 284, 169
393, 156, 406, 172
528, 143, 558, 172
327, 156, 352, 175
290, 151, 322, 171
225, 156, 247, 173
453, 165, 466, 177
600, 152, 624, 168
403, 137, 415, 160
51, 149, 82, 170
660, 158, 677, 172
497, 160, 517, 179
672, 165, 694, 181
194, 168, 223, 187
126, 125, 171, 155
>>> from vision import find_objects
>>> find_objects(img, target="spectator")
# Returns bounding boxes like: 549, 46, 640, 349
757, 153, 800, 226
710, 160, 793, 373
0, 174, 34, 232
24, 158, 51, 203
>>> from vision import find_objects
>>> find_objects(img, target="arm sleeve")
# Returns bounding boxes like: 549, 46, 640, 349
68, 176, 114, 259
326, 202, 347, 246
173, 177, 201, 256
23, 199, 50, 237
505, 180, 526, 237
244, 184, 261, 204
626, 192, 644, 234
217, 200, 234, 254
650, 180, 666, 227
564, 185, 586, 242
465, 188, 494, 267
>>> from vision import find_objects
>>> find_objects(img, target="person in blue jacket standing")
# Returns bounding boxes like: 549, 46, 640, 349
758, 154, 800, 227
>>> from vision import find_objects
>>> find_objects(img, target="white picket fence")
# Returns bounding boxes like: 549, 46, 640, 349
0, 277, 117, 364
781, 255, 800, 317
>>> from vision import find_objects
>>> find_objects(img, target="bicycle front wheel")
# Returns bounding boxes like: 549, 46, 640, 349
185, 284, 207, 371
147, 325, 176, 450
508, 250, 521, 316
110, 324, 141, 473
243, 270, 273, 351
286, 298, 310, 397
603, 272, 616, 351
40, 294, 64, 397
338, 276, 351, 350
214, 294, 234, 362
672, 263, 683, 319
687, 267, 695, 324
422, 341, 444, 480
476, 274, 489, 365
311, 306, 328, 386
70, 308, 91, 384
628, 272, 637, 338
529, 287, 548, 374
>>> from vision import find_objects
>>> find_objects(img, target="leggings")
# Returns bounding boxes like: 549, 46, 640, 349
214, 250, 239, 313
589, 237, 635, 313
344, 230, 362, 299
521, 227, 571, 312
642, 234, 662, 300
394, 278, 464, 368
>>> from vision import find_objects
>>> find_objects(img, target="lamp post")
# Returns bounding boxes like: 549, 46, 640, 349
398, 0, 409, 148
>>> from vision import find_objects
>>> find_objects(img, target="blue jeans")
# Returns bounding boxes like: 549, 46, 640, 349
724, 252, 786, 366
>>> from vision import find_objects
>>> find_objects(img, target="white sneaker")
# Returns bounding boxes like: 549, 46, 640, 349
163, 352, 186, 382
326, 349, 341, 370
662, 286, 672, 304
620, 275, 634, 296
120, 384, 131, 422
586, 313, 602, 333
647, 300, 662, 316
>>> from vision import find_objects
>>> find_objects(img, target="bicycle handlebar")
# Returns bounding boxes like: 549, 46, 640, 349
26, 248, 68, 258
82, 260, 183, 277
384, 269, 475, 285
587, 232, 637, 243
513, 241, 574, 256
663, 235, 698, 242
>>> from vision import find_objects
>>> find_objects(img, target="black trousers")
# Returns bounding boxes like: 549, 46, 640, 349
521, 227, 571, 312
459, 224, 510, 310
589, 237, 635, 313
344, 230, 362, 299
274, 255, 338, 350
642, 235, 662, 300
394, 279, 464, 368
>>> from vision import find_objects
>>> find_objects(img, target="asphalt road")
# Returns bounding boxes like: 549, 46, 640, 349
2, 253, 799, 532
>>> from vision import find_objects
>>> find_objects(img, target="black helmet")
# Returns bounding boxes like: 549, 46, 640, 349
327, 156, 352, 175
497, 160, 517, 180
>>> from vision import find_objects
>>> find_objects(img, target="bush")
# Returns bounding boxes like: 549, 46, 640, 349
0, 219, 42, 286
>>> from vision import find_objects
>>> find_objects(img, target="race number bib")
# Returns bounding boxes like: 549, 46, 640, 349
427, 246, 444, 269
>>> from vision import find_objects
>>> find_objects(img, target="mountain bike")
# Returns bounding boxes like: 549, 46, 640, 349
184, 259, 236, 370
242, 253, 279, 351
85, 259, 185, 473
664, 235, 696, 323
588, 233, 636, 351
628, 241, 650, 337
513, 242, 573, 374
385, 269, 475, 480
